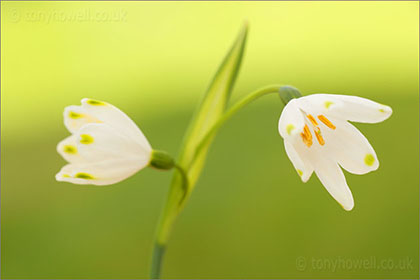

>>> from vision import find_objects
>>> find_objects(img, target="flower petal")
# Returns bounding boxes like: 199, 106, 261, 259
284, 140, 313, 182
278, 99, 305, 140
64, 105, 102, 134
55, 158, 147, 186
75, 123, 151, 163
57, 134, 84, 163
334, 95, 392, 123
296, 94, 392, 124
81, 98, 152, 150
315, 94, 392, 123
294, 94, 345, 117
313, 157, 354, 211
322, 119, 379, 175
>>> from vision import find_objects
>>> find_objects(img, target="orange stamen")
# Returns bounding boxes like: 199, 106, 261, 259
301, 124, 313, 147
315, 130, 325, 146
303, 124, 312, 141
318, 115, 336, 130
307, 114, 318, 126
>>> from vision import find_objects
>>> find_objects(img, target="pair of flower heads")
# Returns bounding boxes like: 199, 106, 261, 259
56, 91, 392, 211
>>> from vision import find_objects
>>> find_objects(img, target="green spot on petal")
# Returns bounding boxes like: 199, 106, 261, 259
324, 101, 334, 109
75, 172, 95, 180
86, 99, 106, 106
80, 134, 94, 144
364, 154, 375, 166
69, 111, 83, 119
62, 174, 71, 178
63, 145, 77, 154
286, 124, 295, 135
297, 169, 303, 176
379, 108, 385, 113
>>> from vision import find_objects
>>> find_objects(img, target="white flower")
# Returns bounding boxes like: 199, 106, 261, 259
278, 94, 392, 211
56, 98, 152, 185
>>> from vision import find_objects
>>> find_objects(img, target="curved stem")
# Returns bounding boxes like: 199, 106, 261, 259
194, 85, 282, 159
174, 164, 189, 206
149, 164, 188, 279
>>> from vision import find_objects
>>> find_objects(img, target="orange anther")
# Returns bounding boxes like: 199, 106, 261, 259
315, 130, 325, 146
318, 115, 336, 130
301, 124, 313, 147
303, 124, 312, 141
307, 114, 318, 126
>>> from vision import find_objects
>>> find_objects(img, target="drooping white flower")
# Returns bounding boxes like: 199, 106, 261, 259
56, 98, 152, 185
278, 94, 392, 211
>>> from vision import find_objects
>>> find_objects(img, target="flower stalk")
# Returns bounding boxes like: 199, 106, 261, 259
150, 161, 188, 279
194, 85, 283, 160
193, 85, 304, 161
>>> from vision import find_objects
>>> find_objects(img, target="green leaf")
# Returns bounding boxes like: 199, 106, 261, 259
180, 23, 248, 187
155, 23, 248, 244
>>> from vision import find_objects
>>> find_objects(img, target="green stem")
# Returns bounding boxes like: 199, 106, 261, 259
150, 243, 165, 279
149, 164, 188, 279
194, 85, 282, 158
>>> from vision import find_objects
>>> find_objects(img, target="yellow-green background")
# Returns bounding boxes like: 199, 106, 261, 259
1, 1, 419, 279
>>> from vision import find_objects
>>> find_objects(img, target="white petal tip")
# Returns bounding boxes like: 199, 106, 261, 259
340, 201, 354, 211
300, 173, 311, 183
55, 172, 67, 182
379, 105, 392, 117
81, 98, 108, 106
55, 169, 95, 185
343, 205, 354, 211
81, 98, 92, 104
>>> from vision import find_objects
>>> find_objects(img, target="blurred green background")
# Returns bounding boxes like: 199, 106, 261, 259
1, 1, 419, 279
